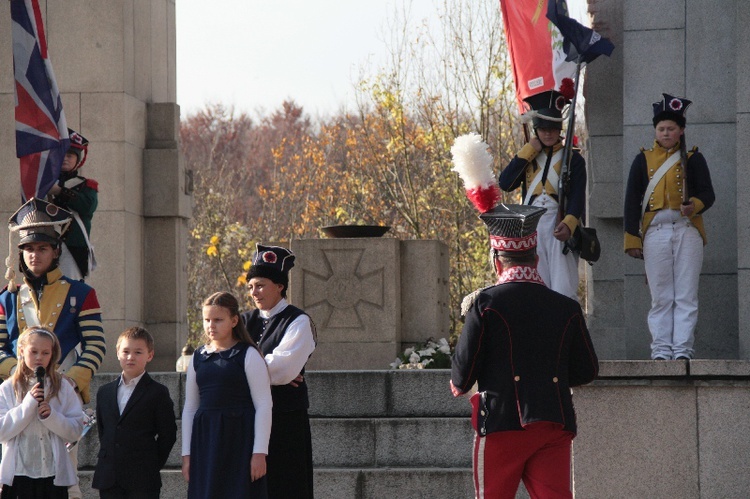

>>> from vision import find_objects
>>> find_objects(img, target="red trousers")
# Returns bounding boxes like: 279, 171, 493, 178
473, 422, 574, 499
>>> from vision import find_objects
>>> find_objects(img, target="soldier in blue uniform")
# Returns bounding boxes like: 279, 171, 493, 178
0, 198, 106, 499
624, 94, 715, 360
499, 89, 586, 300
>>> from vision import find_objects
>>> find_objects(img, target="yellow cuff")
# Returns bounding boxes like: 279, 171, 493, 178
691, 197, 705, 216
66, 365, 93, 404
562, 215, 579, 235
517, 143, 539, 161
624, 232, 643, 252
0, 357, 18, 380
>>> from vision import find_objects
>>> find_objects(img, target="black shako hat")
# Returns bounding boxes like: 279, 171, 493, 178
523, 90, 569, 130
246, 244, 295, 286
652, 93, 691, 128
67, 128, 89, 169
480, 204, 547, 255
9, 198, 71, 248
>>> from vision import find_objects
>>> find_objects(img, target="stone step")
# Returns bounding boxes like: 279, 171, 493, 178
77, 416, 474, 469
74, 370, 530, 498
307, 370, 470, 418
81, 370, 474, 469
86, 370, 471, 421
78, 468, 476, 499
312, 417, 473, 468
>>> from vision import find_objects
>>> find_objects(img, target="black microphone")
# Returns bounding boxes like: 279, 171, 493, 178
35, 366, 45, 391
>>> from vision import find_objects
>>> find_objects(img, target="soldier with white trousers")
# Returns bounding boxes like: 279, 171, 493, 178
624, 94, 715, 360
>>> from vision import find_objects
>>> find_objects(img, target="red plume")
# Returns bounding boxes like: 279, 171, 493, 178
559, 78, 575, 101
451, 134, 500, 213
465, 185, 501, 214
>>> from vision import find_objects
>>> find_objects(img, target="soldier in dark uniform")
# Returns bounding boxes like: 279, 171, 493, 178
499, 88, 586, 300
241, 244, 316, 499
450, 204, 599, 499
48, 128, 98, 280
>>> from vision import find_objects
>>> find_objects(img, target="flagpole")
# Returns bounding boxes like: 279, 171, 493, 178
557, 56, 583, 221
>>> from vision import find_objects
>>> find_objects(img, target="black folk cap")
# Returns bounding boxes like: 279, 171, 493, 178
246, 244, 295, 284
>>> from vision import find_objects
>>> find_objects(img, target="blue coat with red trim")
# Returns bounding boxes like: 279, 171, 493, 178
0, 267, 105, 402
451, 280, 598, 436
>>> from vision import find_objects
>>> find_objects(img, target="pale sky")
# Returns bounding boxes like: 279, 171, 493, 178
176, 0, 589, 118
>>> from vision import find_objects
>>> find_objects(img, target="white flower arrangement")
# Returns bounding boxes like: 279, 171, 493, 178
390, 337, 452, 369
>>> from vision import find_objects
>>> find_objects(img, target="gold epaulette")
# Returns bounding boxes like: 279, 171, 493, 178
461, 285, 493, 316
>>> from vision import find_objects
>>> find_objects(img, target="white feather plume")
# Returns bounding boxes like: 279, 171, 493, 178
451, 133, 501, 213
450, 133, 496, 190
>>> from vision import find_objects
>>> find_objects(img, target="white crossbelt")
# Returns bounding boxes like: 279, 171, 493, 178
524, 149, 563, 205
640, 151, 681, 222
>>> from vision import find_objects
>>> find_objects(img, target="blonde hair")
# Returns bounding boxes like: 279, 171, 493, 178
12, 328, 63, 402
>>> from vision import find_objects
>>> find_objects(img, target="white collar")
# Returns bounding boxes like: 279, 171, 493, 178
118, 370, 146, 387
259, 298, 288, 319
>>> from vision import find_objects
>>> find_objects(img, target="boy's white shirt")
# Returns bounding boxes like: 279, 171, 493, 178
117, 370, 147, 414
0, 377, 84, 486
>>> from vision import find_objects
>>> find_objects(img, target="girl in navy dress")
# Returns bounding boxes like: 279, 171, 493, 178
181, 292, 272, 498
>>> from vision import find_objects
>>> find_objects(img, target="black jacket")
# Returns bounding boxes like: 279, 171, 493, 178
92, 373, 177, 492
499, 143, 587, 220
242, 306, 311, 412
451, 281, 598, 436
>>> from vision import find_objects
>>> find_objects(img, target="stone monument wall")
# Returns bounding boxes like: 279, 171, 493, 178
291, 238, 449, 370
0, 0, 190, 371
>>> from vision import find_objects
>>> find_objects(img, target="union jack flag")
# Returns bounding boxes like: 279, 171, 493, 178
11, 0, 69, 201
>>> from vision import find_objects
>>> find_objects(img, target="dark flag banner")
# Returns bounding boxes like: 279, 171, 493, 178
498, 0, 577, 113
547, 0, 615, 64
11, 0, 69, 200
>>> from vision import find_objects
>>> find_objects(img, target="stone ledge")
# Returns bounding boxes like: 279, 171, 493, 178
597, 360, 750, 379
597, 359, 688, 377
688, 360, 750, 377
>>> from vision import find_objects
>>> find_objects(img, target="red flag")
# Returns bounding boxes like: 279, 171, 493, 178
499, 0, 577, 113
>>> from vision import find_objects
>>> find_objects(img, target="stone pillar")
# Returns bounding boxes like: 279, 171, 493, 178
291, 238, 449, 370
143, 103, 191, 371
737, 2, 750, 359
399, 240, 450, 346
0, 0, 188, 370
584, 0, 626, 359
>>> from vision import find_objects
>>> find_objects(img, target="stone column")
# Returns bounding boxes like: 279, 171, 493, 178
0, 0, 189, 370
737, 2, 750, 359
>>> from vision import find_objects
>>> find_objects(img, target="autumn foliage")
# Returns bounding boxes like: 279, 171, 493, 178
180, 0, 526, 343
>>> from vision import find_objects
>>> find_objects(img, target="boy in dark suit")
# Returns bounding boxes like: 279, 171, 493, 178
93, 327, 177, 498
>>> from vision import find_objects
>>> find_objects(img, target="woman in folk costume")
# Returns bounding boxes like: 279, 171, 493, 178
498, 80, 586, 300
624, 94, 715, 360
